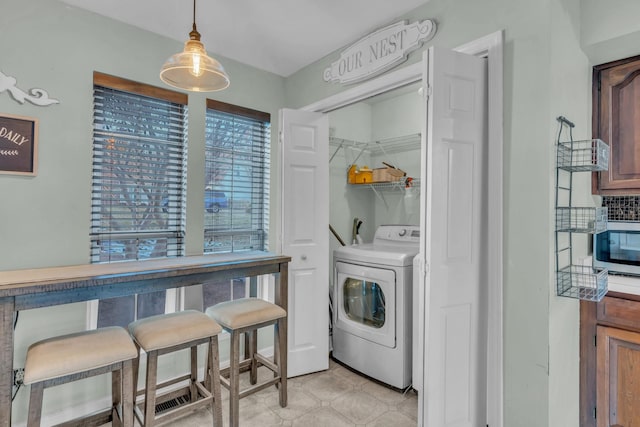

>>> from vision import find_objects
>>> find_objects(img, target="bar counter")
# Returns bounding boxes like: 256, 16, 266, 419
0, 251, 290, 426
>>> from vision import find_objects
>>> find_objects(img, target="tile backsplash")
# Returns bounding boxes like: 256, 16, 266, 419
603, 196, 640, 221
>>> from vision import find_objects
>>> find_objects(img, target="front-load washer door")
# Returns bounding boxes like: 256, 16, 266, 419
335, 261, 396, 348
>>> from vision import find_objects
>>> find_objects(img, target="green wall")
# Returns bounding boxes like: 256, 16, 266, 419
0, 0, 285, 422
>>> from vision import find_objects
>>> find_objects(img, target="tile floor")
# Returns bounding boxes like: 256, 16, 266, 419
151, 357, 418, 426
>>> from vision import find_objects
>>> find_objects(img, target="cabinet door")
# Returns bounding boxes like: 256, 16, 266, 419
597, 325, 640, 427
593, 55, 640, 194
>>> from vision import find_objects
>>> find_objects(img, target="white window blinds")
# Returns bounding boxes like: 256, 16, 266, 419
91, 72, 188, 262
204, 100, 270, 253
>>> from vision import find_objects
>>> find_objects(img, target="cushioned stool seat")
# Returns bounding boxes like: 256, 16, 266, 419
206, 298, 287, 427
24, 326, 137, 427
128, 310, 223, 427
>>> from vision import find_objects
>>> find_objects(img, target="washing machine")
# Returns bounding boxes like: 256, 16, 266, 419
333, 224, 419, 389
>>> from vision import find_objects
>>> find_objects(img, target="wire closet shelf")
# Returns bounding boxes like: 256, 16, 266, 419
554, 115, 609, 302
330, 133, 421, 191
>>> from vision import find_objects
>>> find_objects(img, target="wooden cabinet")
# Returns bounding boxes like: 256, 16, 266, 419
581, 294, 640, 427
593, 55, 640, 194
596, 326, 640, 427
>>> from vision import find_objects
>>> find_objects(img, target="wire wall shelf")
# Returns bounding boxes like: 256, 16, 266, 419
557, 138, 609, 172
350, 177, 421, 191
555, 207, 607, 233
329, 133, 421, 155
556, 265, 608, 301
554, 116, 610, 302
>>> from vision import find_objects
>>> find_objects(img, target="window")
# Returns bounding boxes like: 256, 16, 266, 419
89, 72, 188, 328
204, 99, 270, 253
90, 72, 188, 263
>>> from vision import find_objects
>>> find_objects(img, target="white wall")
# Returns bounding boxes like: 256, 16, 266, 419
328, 102, 373, 247
370, 88, 423, 227
548, 0, 591, 424
581, 0, 640, 64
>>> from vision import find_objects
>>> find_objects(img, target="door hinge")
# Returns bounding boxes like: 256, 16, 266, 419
419, 85, 432, 101
279, 131, 283, 145
593, 406, 597, 419
594, 334, 597, 347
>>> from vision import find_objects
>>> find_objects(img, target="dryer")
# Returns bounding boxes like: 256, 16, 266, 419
333, 224, 419, 389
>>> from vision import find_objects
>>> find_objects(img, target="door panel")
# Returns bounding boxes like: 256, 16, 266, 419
597, 325, 640, 427
421, 46, 488, 427
593, 55, 640, 194
280, 108, 329, 377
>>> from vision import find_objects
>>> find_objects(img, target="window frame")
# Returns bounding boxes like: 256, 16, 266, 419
203, 99, 271, 254
90, 72, 188, 264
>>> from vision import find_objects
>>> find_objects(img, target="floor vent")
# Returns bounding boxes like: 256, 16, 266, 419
155, 394, 191, 414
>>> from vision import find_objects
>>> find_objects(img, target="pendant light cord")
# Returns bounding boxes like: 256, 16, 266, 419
190, 0, 200, 39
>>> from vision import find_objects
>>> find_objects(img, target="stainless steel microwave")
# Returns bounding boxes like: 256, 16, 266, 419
594, 222, 640, 276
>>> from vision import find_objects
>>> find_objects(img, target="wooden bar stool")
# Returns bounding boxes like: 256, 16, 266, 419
128, 310, 223, 427
205, 298, 287, 427
23, 326, 138, 427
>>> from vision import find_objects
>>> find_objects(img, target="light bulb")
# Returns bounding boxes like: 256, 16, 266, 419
191, 53, 202, 76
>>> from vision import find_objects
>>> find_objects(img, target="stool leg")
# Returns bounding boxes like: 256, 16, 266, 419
27, 381, 44, 427
132, 344, 141, 408
190, 345, 198, 402
209, 335, 223, 427
249, 330, 258, 385
276, 317, 287, 407
121, 359, 134, 427
144, 350, 159, 427
229, 330, 240, 427
112, 367, 123, 427
204, 342, 212, 391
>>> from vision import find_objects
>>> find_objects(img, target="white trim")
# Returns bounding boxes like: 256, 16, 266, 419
457, 30, 505, 427
301, 30, 504, 427
302, 63, 422, 113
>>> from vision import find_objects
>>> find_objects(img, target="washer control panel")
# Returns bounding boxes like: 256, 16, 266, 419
373, 225, 420, 244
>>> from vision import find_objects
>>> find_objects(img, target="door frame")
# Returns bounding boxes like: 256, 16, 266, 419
302, 30, 504, 427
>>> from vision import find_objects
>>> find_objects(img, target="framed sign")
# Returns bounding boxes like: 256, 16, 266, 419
0, 113, 38, 176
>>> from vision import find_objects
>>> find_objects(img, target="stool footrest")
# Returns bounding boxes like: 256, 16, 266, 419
238, 377, 281, 399
53, 409, 113, 427
134, 382, 213, 426
220, 358, 253, 379
254, 353, 278, 374
141, 373, 192, 396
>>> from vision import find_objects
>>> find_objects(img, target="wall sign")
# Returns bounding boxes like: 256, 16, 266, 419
323, 19, 436, 85
0, 113, 38, 176
0, 71, 59, 107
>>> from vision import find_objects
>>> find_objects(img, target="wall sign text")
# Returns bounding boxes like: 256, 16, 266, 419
323, 19, 437, 85
0, 113, 38, 176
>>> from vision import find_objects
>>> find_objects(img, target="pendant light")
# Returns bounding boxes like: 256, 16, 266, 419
160, 0, 230, 92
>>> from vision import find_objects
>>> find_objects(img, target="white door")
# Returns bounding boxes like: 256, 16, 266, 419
280, 108, 330, 377
419, 46, 488, 427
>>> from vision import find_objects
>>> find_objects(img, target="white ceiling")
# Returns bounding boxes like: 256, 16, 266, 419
60, 0, 429, 77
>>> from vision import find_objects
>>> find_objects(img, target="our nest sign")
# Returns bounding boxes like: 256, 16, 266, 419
323, 19, 436, 85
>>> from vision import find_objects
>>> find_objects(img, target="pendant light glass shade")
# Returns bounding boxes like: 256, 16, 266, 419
160, 1, 230, 92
